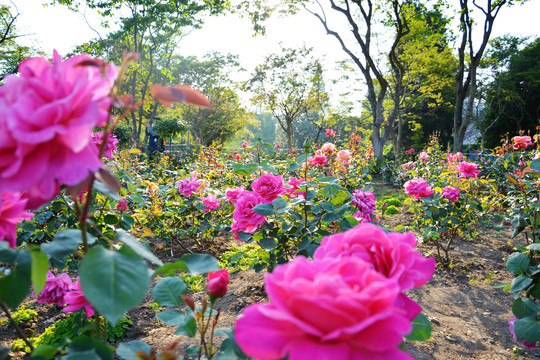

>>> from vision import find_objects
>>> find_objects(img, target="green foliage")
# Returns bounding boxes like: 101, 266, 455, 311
219, 243, 269, 273
384, 205, 400, 215
1, 305, 37, 326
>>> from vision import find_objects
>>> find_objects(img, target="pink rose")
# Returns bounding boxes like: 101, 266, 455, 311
512, 136, 534, 149
336, 150, 351, 163
446, 152, 463, 164
418, 152, 430, 161
231, 191, 266, 236
351, 189, 376, 217
116, 198, 128, 211
252, 173, 285, 202
0, 192, 34, 248
177, 176, 200, 196
320, 142, 335, 154
456, 161, 480, 179
34, 271, 72, 306
285, 177, 306, 199
308, 152, 328, 167
441, 186, 460, 201
275, 144, 281, 150
91, 131, 118, 160
207, 269, 229, 298
404, 178, 434, 200
401, 161, 415, 170
63, 276, 95, 319
0, 51, 117, 209
235, 256, 414, 360
325, 128, 336, 137
202, 194, 220, 213
225, 186, 246, 204
405, 148, 415, 155
242, 141, 249, 148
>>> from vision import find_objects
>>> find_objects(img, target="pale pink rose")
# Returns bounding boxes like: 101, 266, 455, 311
0, 192, 34, 248
401, 161, 415, 170
456, 161, 480, 179
285, 177, 306, 199
177, 176, 200, 196
190, 170, 199, 178
34, 271, 72, 306
441, 186, 460, 201
207, 269, 229, 298
231, 191, 266, 236
202, 194, 220, 213
235, 256, 414, 360
404, 178, 434, 200
252, 173, 285, 202
336, 149, 351, 163
225, 186, 246, 204
418, 152, 430, 161
116, 198, 128, 211
196, 137, 200, 142
91, 131, 118, 160
325, 128, 336, 137
0, 51, 117, 209
63, 276, 95, 319
446, 152, 463, 164
308, 153, 328, 167
512, 136, 534, 149
242, 141, 249, 148
509, 317, 537, 350
320, 142, 335, 154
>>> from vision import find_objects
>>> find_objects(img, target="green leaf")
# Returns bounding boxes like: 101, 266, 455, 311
527, 243, 540, 251
186, 345, 200, 356
40, 229, 87, 259
175, 315, 197, 337
236, 231, 252, 242
272, 198, 287, 209
405, 313, 432, 341
116, 341, 151, 360
252, 203, 275, 216
514, 316, 540, 343
31, 345, 59, 359
103, 214, 119, 225
30, 248, 49, 296
0, 249, 31, 309
152, 277, 186, 307
153, 261, 189, 277
116, 230, 163, 266
231, 163, 258, 175
93, 180, 121, 201
79, 246, 149, 326
180, 254, 219, 275
530, 159, 540, 173
506, 252, 530, 275
511, 214, 528, 238
195, 202, 206, 211
64, 335, 113, 360
156, 309, 185, 325
321, 201, 336, 213
259, 238, 277, 249
511, 275, 534, 299
513, 298, 538, 318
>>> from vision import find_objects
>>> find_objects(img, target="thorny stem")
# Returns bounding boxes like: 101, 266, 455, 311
0, 300, 34, 352
80, 173, 96, 254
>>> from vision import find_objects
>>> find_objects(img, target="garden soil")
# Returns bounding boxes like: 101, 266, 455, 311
2, 187, 540, 360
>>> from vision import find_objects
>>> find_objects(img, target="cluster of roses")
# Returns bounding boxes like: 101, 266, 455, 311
234, 223, 436, 360
304, 143, 351, 172
512, 135, 534, 150
0, 52, 120, 249
177, 174, 220, 213
33, 271, 94, 318
404, 179, 461, 202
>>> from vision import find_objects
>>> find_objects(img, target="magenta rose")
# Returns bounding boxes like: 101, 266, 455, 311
231, 191, 266, 236
34, 271, 72, 306
63, 276, 95, 319
351, 189, 376, 217
441, 186, 460, 201
177, 176, 201, 196
116, 198, 128, 211
202, 194, 220, 213
225, 186, 246, 204
0, 51, 117, 209
252, 173, 285, 202
0, 192, 34, 248
418, 152, 430, 161
207, 269, 230, 298
284, 177, 306, 199
235, 256, 413, 360
456, 161, 480, 179
325, 128, 335, 137
91, 131, 119, 160
404, 178, 434, 200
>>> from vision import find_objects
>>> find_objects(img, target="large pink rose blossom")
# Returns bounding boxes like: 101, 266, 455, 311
308, 151, 328, 167
404, 178, 434, 200
0, 192, 34, 248
252, 173, 285, 202
201, 194, 220, 213
0, 51, 117, 208
63, 276, 95, 319
91, 131, 118, 160
207, 269, 229, 298
231, 191, 266, 237
177, 176, 201, 196
34, 271, 72, 306
456, 161, 480, 179
225, 186, 246, 204
441, 186, 460, 201
235, 256, 414, 360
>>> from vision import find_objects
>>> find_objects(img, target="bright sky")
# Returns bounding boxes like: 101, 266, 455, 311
7, 0, 540, 109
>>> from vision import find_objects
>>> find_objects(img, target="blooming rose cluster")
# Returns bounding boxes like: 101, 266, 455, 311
441, 186, 460, 202
0, 193, 34, 248
307, 151, 328, 167
177, 176, 201, 196
404, 178, 434, 200
33, 272, 94, 318
0, 51, 117, 209
91, 131, 119, 160
201, 194, 220, 213
235, 224, 435, 360
284, 177, 306, 199
225, 186, 246, 204
335, 149, 351, 164
512, 135, 534, 150
401, 161, 415, 170
405, 148, 415, 155
320, 142, 335, 154
456, 161, 480, 179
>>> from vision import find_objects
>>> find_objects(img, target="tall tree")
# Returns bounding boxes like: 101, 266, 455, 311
451, 0, 525, 152
0, 3, 33, 80
245, 46, 326, 151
